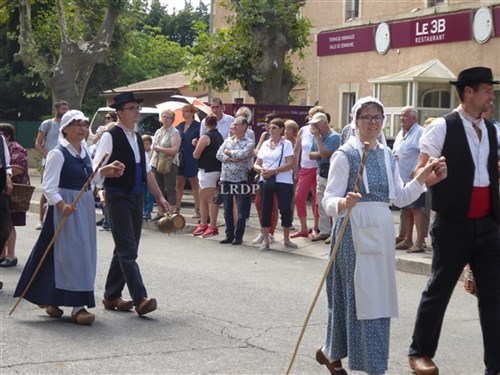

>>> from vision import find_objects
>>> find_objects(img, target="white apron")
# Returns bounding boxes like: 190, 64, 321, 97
350, 201, 398, 320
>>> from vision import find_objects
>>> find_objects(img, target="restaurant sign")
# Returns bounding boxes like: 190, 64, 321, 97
317, 26, 375, 56
391, 12, 471, 48
494, 6, 500, 37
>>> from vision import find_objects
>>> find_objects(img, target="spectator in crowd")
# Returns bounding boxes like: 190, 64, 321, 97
14, 110, 108, 325
217, 116, 255, 245
309, 112, 340, 242
482, 102, 500, 157
393, 107, 426, 253
285, 120, 299, 147
92, 112, 117, 228
96, 188, 110, 231
93, 111, 117, 145
93, 92, 169, 317
142, 134, 154, 221
234, 106, 256, 222
150, 109, 181, 218
285, 119, 299, 227
252, 112, 279, 245
200, 98, 234, 139
421, 117, 437, 246
192, 115, 224, 238
176, 104, 201, 218
0, 133, 13, 290
254, 118, 297, 251
34, 100, 69, 230
0, 123, 29, 267
319, 97, 437, 375
408, 67, 500, 375
291, 106, 325, 239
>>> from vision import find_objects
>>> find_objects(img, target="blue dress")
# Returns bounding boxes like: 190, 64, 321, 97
14, 146, 96, 308
177, 120, 200, 178
324, 143, 396, 375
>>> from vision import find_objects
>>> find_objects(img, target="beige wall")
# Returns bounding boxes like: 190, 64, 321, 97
211, 0, 500, 132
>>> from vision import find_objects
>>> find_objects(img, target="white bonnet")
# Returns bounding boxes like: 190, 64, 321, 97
60, 110, 89, 131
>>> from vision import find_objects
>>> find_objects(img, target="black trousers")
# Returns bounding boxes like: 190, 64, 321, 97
409, 214, 500, 375
104, 191, 147, 305
221, 181, 250, 241
259, 181, 293, 228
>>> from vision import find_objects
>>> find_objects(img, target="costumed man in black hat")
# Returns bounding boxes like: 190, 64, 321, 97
0, 134, 13, 290
408, 67, 500, 375
93, 92, 169, 316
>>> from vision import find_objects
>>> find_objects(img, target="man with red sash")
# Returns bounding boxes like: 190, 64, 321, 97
408, 67, 500, 375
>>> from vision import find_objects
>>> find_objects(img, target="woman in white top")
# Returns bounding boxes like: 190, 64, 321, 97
253, 118, 297, 252
14, 110, 124, 325
317, 97, 439, 375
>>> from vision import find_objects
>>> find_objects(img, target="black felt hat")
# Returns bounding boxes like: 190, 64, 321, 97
109, 92, 144, 109
450, 67, 499, 87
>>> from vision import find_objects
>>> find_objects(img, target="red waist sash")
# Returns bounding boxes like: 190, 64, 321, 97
468, 186, 491, 219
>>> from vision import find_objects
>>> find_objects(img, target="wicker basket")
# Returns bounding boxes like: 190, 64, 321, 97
9, 183, 35, 213
463, 264, 477, 297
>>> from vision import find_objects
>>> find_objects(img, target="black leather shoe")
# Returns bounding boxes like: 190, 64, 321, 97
219, 238, 233, 244
231, 239, 242, 245
0, 257, 18, 267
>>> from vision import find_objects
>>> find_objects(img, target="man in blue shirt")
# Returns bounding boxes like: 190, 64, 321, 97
309, 112, 340, 242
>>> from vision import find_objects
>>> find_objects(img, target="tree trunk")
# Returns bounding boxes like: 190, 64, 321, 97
14, 0, 121, 108
244, 23, 293, 105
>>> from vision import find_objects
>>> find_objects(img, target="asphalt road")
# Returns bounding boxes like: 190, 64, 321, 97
0, 213, 484, 374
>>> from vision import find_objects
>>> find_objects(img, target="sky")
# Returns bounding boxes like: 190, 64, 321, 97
160, 0, 210, 14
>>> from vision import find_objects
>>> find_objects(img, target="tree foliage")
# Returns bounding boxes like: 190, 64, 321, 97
0, 0, 209, 119
186, 0, 311, 105
12, 0, 126, 109
145, 0, 209, 47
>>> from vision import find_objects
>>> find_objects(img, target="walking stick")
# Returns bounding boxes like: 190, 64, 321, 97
9, 152, 109, 316
285, 142, 370, 375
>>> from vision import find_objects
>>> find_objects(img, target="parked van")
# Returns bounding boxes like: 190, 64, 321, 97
89, 106, 161, 137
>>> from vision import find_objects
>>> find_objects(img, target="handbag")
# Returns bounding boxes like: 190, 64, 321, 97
213, 184, 223, 205
263, 174, 276, 191
319, 162, 330, 178
156, 153, 173, 174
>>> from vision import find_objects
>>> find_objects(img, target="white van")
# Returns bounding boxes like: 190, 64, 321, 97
89, 106, 161, 136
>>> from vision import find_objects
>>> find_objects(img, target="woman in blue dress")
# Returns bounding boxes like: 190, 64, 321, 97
175, 104, 201, 218
14, 110, 124, 325
317, 97, 439, 374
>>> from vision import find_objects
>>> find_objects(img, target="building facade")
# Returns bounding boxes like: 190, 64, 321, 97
211, 0, 500, 135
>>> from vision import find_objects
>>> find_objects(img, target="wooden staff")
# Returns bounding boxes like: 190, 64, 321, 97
285, 142, 370, 375
9, 152, 109, 316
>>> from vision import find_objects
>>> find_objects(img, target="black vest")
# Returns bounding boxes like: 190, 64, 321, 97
104, 126, 147, 193
431, 112, 500, 223
198, 129, 223, 172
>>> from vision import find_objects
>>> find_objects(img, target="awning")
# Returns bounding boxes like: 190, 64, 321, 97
369, 59, 456, 84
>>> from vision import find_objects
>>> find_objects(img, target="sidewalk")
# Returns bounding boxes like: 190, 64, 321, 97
27, 169, 433, 276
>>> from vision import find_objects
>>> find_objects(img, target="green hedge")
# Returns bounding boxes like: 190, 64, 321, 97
0, 120, 40, 149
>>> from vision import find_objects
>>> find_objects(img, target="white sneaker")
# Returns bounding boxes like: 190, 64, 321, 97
35, 222, 42, 230
269, 234, 275, 244
284, 241, 298, 249
251, 234, 263, 244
